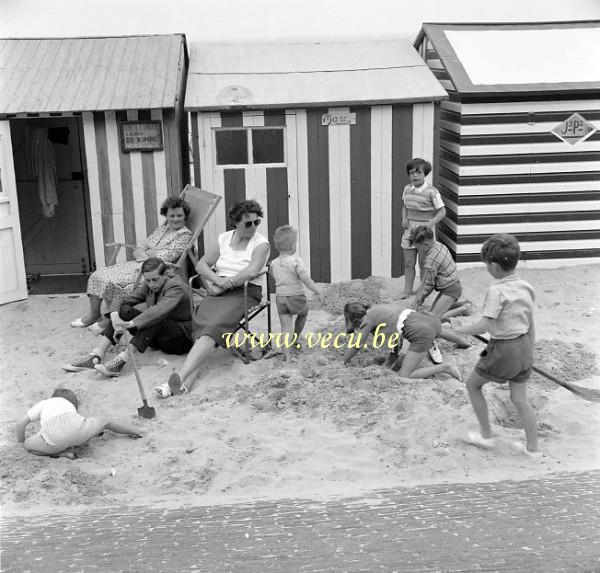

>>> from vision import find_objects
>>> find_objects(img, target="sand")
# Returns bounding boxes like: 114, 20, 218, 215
1, 264, 599, 516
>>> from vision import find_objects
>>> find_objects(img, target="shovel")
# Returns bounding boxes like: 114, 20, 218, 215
474, 334, 600, 403
128, 343, 157, 418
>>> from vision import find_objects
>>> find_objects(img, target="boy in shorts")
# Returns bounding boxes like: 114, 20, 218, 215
343, 301, 467, 380
412, 225, 463, 364
268, 225, 325, 358
400, 158, 446, 299
457, 234, 538, 454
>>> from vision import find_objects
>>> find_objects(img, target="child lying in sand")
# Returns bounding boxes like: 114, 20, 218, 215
15, 388, 142, 458
343, 301, 469, 380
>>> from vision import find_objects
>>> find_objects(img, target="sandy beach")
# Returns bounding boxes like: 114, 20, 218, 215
1, 264, 599, 516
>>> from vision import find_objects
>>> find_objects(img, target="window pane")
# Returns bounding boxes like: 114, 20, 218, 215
215, 130, 247, 165
252, 129, 284, 164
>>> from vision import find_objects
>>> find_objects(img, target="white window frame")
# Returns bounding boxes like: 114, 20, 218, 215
213, 126, 287, 168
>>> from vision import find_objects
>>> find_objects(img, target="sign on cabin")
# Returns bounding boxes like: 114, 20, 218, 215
120, 121, 164, 152
321, 112, 357, 126
551, 113, 597, 145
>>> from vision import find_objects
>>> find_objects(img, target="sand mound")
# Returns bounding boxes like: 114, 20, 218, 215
1, 265, 599, 514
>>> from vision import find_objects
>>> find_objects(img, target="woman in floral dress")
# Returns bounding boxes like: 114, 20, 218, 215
71, 196, 193, 327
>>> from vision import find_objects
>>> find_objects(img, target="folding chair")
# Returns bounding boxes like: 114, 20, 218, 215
188, 267, 273, 364
105, 185, 221, 286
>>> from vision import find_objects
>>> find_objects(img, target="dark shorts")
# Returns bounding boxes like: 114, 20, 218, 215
434, 281, 462, 304
475, 334, 533, 384
276, 294, 308, 316
402, 311, 442, 353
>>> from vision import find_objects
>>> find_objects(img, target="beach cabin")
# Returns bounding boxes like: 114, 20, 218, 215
185, 40, 446, 282
0, 34, 188, 304
415, 21, 600, 265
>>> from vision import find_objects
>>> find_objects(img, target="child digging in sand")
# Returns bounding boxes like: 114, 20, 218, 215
15, 388, 142, 458
343, 301, 469, 380
266, 225, 325, 359
456, 234, 538, 455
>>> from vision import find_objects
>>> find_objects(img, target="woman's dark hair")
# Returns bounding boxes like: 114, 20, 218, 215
406, 157, 432, 176
160, 196, 191, 218
481, 233, 520, 272
52, 388, 79, 409
228, 199, 263, 226
141, 257, 167, 275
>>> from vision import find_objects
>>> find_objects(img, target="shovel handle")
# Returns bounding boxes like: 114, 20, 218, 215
128, 343, 148, 402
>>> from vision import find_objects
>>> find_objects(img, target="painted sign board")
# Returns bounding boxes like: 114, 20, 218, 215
321, 112, 357, 126
120, 121, 164, 152
551, 113, 597, 145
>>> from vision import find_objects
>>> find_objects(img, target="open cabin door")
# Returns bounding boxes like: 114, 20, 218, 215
0, 121, 27, 304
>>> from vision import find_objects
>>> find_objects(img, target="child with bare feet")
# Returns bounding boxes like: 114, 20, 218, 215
266, 225, 325, 359
343, 301, 469, 380
456, 234, 538, 455
399, 158, 446, 299
15, 388, 142, 458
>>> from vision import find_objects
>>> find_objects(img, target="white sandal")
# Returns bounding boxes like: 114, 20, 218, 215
154, 383, 172, 398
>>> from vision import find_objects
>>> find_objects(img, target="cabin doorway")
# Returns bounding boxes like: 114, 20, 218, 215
10, 117, 94, 293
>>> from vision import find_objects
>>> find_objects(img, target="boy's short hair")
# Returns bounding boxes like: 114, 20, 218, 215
141, 257, 167, 275
273, 225, 297, 252
481, 233, 520, 271
412, 225, 434, 245
52, 388, 79, 409
406, 157, 432, 176
344, 301, 369, 333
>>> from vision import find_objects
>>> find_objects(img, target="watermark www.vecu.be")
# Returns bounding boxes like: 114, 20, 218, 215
222, 323, 400, 351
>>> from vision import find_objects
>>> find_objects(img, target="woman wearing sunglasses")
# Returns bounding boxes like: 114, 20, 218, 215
156, 199, 270, 397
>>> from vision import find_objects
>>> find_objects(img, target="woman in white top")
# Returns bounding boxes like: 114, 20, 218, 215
158, 200, 270, 397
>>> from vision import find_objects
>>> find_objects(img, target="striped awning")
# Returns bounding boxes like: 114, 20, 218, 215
185, 39, 447, 110
0, 35, 186, 114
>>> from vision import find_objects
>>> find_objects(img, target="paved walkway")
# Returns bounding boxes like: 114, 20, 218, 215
2, 472, 599, 573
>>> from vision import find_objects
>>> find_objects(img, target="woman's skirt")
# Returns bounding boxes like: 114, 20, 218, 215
87, 260, 142, 300
193, 284, 262, 346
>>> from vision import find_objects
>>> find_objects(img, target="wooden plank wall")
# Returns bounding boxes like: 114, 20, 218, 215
82, 109, 181, 268
190, 105, 436, 282
422, 35, 600, 265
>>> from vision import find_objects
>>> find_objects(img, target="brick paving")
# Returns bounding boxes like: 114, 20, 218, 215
2, 471, 599, 573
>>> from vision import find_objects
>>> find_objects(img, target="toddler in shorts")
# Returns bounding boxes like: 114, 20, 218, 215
268, 225, 325, 358
15, 388, 142, 458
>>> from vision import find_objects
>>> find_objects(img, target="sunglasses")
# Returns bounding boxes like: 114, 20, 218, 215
243, 219, 261, 228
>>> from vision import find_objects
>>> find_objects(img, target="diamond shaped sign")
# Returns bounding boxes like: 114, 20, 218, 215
552, 113, 597, 145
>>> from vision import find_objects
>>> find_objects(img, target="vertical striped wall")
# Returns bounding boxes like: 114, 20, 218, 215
82, 109, 182, 268
421, 37, 600, 264
189, 104, 436, 282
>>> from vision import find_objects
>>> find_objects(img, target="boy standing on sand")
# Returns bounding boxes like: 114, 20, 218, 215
457, 234, 538, 454
400, 158, 446, 299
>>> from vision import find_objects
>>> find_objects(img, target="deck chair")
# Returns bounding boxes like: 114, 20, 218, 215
105, 185, 221, 286
188, 267, 273, 364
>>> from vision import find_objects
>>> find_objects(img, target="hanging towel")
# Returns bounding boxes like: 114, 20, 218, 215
31, 128, 58, 218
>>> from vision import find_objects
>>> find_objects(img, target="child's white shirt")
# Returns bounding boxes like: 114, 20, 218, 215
271, 254, 310, 296
27, 397, 76, 426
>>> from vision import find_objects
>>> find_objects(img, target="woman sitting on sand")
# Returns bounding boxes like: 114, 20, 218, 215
15, 388, 142, 458
343, 301, 470, 380
155, 199, 270, 398
71, 196, 192, 328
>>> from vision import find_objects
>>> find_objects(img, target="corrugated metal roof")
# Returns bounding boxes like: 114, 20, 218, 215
0, 35, 186, 114
185, 40, 447, 110
416, 21, 600, 96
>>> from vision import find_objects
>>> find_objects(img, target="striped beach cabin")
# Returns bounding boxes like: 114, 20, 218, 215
185, 40, 447, 282
0, 35, 188, 304
415, 21, 600, 265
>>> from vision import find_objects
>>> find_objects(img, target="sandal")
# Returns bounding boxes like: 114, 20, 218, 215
71, 317, 96, 328
154, 383, 172, 398
168, 371, 183, 395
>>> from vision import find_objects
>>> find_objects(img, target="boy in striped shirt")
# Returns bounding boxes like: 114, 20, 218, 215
400, 158, 446, 299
